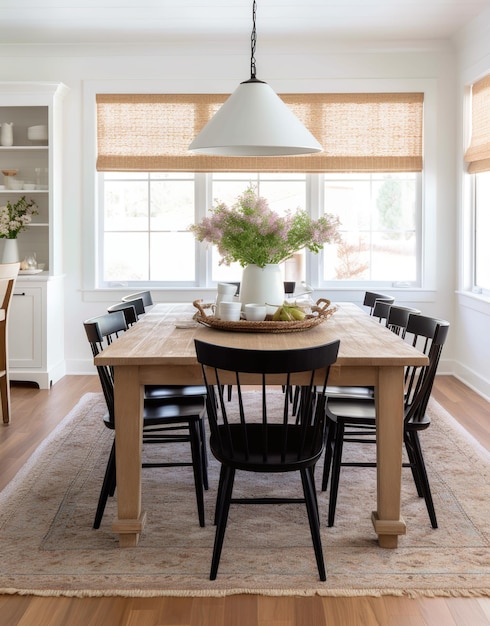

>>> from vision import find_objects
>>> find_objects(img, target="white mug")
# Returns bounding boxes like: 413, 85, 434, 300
217, 282, 237, 296
244, 303, 267, 321
219, 301, 242, 321
215, 283, 238, 316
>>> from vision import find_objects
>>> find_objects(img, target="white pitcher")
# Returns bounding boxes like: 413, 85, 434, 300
1, 122, 13, 147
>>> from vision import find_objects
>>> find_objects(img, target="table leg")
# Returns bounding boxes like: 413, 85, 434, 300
111, 366, 147, 547
371, 366, 407, 548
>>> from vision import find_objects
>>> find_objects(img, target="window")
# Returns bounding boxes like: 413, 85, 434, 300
464, 74, 490, 295
99, 171, 421, 288
474, 172, 490, 293
94, 90, 424, 291
323, 173, 419, 283
102, 172, 196, 283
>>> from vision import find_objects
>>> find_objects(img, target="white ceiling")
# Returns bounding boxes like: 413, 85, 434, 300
0, 0, 489, 45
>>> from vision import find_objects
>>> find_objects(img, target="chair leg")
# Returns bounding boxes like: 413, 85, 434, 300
214, 464, 226, 525
93, 439, 116, 529
188, 420, 206, 527
199, 418, 209, 491
301, 467, 326, 581
210, 465, 235, 580
0, 374, 10, 424
310, 464, 321, 527
404, 433, 424, 497
327, 421, 345, 527
322, 420, 337, 491
405, 431, 438, 529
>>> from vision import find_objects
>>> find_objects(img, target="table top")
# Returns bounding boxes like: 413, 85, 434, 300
95, 302, 428, 368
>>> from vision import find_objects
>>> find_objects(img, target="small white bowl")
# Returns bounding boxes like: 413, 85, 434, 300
27, 125, 48, 141
244, 303, 267, 321
23, 183, 36, 190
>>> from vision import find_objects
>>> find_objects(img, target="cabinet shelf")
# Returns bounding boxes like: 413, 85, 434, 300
0, 190, 48, 194
0, 146, 48, 151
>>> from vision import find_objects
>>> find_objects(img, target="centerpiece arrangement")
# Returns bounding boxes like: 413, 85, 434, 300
0, 196, 39, 263
190, 186, 341, 307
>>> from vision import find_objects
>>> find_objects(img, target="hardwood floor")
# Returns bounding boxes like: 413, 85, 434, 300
0, 374, 489, 626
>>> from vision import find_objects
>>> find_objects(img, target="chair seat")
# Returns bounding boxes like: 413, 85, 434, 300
143, 397, 206, 422
328, 399, 432, 430
406, 413, 431, 430
326, 385, 374, 400
102, 397, 206, 431
211, 424, 324, 472
327, 398, 376, 420
145, 385, 207, 399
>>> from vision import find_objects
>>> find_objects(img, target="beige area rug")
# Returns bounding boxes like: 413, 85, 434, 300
0, 391, 489, 599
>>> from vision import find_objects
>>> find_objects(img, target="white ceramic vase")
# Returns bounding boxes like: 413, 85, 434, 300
1, 122, 13, 147
1, 239, 20, 263
239, 263, 284, 309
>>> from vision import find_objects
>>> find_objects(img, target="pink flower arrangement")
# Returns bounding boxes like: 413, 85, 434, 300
190, 187, 341, 268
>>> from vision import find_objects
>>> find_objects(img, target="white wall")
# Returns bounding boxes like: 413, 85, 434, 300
454, 9, 490, 401
0, 37, 465, 385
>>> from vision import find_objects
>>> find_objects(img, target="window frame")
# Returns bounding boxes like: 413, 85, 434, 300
96, 170, 423, 290
471, 172, 490, 296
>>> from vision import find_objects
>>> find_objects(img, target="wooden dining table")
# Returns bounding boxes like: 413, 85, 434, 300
94, 301, 428, 549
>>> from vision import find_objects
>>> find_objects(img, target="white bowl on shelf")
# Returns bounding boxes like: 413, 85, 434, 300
27, 125, 48, 141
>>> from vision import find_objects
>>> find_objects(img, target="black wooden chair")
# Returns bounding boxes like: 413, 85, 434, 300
317, 303, 421, 411
294, 293, 396, 416
122, 290, 154, 313
108, 298, 208, 401
84, 311, 208, 529
323, 314, 449, 529
363, 291, 395, 315
383, 304, 421, 336
107, 299, 141, 325
195, 338, 340, 581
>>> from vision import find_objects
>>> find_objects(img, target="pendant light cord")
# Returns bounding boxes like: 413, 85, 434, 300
250, 0, 257, 79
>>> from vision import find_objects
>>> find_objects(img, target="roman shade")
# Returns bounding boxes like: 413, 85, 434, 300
96, 92, 423, 173
464, 74, 490, 174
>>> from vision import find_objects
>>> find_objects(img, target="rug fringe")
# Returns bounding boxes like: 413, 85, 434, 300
1, 587, 489, 599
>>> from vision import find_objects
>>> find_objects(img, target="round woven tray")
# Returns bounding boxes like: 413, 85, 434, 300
192, 298, 337, 333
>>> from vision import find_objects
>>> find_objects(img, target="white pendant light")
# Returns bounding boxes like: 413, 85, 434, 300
188, 1, 322, 157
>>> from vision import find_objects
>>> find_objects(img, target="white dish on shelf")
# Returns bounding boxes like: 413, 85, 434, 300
27, 125, 48, 141
19, 269, 43, 275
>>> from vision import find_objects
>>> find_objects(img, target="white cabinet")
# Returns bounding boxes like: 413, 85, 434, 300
0, 82, 68, 274
0, 82, 68, 388
9, 285, 43, 368
9, 275, 65, 388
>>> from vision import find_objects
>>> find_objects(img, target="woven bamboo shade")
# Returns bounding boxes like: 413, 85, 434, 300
464, 74, 490, 174
96, 92, 423, 173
